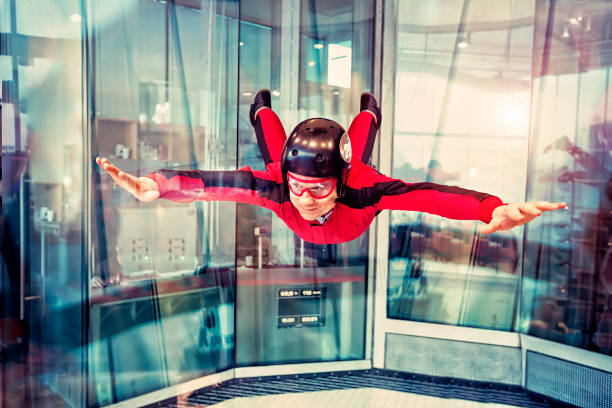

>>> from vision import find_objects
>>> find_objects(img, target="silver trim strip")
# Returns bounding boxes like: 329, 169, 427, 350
365, 224, 375, 361
386, 319, 521, 347
235, 360, 372, 378
521, 334, 612, 374
103, 369, 235, 408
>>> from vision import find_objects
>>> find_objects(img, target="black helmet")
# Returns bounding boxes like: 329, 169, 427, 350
281, 118, 351, 197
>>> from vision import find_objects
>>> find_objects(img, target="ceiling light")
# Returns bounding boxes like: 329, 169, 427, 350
457, 32, 470, 49
561, 25, 570, 38
569, 15, 583, 25
70, 14, 82, 23
307, 61, 315, 67
314, 43, 324, 49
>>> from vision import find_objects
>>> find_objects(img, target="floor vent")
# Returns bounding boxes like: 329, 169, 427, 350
144, 369, 572, 408
526, 351, 611, 408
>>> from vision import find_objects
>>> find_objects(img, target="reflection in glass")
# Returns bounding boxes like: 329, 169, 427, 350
387, 0, 534, 330
1, 0, 86, 406
522, 1, 612, 356
89, 1, 237, 404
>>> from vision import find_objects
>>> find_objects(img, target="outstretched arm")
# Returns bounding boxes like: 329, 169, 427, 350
349, 162, 566, 231
96, 157, 283, 210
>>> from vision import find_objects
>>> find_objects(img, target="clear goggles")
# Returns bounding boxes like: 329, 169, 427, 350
287, 173, 336, 199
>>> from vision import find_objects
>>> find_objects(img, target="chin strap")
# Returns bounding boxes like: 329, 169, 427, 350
315, 209, 334, 225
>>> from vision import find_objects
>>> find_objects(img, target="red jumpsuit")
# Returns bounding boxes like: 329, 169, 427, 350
146, 109, 503, 244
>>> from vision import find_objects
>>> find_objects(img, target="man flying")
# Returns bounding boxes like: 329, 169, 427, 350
96, 91, 566, 244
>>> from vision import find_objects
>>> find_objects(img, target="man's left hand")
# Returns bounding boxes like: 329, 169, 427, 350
479, 201, 567, 234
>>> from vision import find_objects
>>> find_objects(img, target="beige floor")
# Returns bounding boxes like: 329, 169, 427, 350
210, 387, 521, 408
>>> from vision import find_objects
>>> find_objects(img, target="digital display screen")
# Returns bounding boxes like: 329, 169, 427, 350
277, 287, 326, 328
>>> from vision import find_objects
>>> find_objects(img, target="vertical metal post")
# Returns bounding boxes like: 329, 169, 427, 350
82, 0, 94, 404
300, 239, 305, 269
19, 174, 25, 320
279, 0, 301, 264
365, 0, 384, 363
258, 234, 263, 269
40, 229, 46, 315
373, 0, 398, 369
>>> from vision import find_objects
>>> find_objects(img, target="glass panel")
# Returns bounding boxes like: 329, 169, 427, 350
235, 0, 374, 366
387, 0, 535, 330
89, 0, 238, 404
1, 0, 86, 406
521, 1, 612, 356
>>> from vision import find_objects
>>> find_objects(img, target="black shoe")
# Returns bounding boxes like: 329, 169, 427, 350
360, 92, 381, 130
250, 89, 272, 127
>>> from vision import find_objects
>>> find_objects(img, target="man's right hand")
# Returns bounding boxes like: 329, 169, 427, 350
96, 157, 160, 202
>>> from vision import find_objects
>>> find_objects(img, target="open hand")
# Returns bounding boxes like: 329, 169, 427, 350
96, 157, 160, 202
479, 201, 567, 234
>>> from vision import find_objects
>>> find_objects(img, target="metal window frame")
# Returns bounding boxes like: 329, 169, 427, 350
235, 360, 372, 378
372, 0, 397, 368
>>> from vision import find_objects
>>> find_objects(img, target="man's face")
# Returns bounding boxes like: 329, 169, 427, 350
287, 171, 338, 221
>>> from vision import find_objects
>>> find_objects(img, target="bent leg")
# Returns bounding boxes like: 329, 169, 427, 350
250, 90, 287, 165
252, 108, 287, 164
347, 110, 378, 164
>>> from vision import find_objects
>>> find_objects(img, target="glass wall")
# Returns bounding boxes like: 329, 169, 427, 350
6, 0, 610, 406
88, 0, 238, 404
387, 0, 534, 330
2, 0, 374, 406
234, 0, 374, 366
521, 0, 612, 356
386, 0, 612, 358
1, 0, 87, 406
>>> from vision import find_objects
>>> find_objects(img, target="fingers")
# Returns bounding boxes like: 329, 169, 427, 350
530, 201, 567, 212
96, 156, 140, 196
97, 157, 120, 177
97, 157, 123, 186
518, 202, 542, 217
97, 157, 129, 184
481, 200, 568, 235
